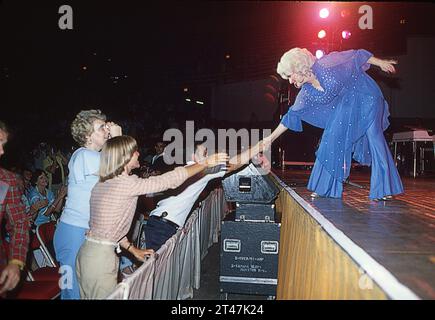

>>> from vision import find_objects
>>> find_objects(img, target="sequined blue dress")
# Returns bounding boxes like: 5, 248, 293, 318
281, 49, 404, 199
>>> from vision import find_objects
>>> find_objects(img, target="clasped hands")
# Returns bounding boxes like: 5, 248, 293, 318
197, 140, 272, 172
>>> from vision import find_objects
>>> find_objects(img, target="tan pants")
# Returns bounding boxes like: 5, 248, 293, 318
76, 239, 119, 299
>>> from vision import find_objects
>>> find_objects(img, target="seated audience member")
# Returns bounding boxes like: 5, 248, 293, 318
28, 170, 66, 227
33, 142, 48, 171
43, 146, 68, 196
11, 174, 53, 268
21, 168, 33, 198
76, 135, 228, 299
148, 141, 174, 174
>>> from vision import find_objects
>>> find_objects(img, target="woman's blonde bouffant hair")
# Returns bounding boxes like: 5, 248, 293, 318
99, 135, 138, 182
276, 48, 316, 80
71, 109, 107, 147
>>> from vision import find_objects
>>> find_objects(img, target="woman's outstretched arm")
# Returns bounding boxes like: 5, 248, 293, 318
367, 56, 397, 74
258, 123, 288, 151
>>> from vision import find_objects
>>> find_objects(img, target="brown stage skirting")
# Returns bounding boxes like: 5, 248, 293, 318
272, 169, 435, 300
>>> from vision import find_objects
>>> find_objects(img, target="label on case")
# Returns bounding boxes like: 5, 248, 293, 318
223, 239, 241, 252
260, 241, 279, 254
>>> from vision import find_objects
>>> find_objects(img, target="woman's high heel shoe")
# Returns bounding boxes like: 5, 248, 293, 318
373, 197, 388, 202
373, 195, 393, 202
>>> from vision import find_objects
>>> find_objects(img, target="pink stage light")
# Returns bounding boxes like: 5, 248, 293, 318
315, 50, 325, 59
319, 8, 329, 19
341, 30, 351, 39
317, 30, 327, 39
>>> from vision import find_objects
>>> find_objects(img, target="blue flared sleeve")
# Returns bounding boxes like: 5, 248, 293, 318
317, 49, 373, 74
280, 83, 336, 131
280, 87, 311, 132
281, 111, 303, 132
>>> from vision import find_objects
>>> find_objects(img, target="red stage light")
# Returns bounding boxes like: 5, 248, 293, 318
315, 50, 325, 59
319, 8, 329, 19
341, 30, 351, 39
318, 30, 326, 39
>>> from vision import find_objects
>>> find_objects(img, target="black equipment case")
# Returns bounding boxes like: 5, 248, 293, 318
220, 163, 281, 297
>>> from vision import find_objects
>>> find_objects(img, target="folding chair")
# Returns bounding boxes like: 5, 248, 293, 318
27, 222, 60, 282
26, 266, 60, 282
33, 221, 57, 268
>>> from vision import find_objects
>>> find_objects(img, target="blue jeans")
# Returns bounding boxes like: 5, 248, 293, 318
119, 217, 178, 269
53, 221, 86, 299
144, 216, 178, 251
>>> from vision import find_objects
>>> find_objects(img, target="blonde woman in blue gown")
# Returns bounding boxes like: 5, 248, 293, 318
263, 48, 403, 201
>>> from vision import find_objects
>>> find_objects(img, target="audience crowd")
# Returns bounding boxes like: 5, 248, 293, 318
0, 110, 263, 299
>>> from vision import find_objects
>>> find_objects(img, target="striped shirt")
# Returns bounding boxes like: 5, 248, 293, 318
87, 167, 188, 246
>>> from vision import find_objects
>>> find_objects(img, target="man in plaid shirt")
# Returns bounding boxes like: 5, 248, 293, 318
0, 121, 30, 295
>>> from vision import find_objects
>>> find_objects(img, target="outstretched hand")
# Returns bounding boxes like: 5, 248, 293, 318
379, 59, 397, 74
255, 153, 271, 173
256, 137, 272, 153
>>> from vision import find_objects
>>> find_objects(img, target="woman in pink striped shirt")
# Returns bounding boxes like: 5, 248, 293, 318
76, 135, 228, 299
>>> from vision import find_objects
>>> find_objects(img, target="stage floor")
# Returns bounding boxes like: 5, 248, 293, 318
274, 168, 435, 300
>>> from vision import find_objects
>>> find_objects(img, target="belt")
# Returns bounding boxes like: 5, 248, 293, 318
150, 214, 179, 229
85, 236, 122, 254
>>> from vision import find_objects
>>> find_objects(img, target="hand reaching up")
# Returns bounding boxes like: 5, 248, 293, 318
106, 122, 123, 138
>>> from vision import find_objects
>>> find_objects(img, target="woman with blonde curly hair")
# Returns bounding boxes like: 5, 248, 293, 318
262, 48, 403, 201
53, 109, 122, 299
276, 48, 317, 89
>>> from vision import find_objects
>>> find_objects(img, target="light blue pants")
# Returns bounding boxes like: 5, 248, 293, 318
53, 221, 87, 300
